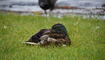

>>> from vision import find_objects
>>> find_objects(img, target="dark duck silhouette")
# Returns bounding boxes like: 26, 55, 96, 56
38, 0, 57, 14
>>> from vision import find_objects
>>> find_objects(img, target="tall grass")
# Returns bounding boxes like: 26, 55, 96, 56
0, 12, 105, 60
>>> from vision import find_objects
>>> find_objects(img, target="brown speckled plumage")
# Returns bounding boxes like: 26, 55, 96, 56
25, 23, 71, 46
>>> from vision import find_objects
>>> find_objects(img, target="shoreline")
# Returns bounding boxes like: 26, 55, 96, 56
0, 9, 105, 20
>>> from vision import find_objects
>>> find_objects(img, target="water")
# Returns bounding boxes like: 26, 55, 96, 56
0, 0, 105, 19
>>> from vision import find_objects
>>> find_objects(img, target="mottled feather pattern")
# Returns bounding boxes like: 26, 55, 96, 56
25, 23, 71, 46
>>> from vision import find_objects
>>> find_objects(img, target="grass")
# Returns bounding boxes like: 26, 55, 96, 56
0, 12, 105, 60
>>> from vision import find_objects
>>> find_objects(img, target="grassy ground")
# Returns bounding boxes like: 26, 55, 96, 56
0, 12, 105, 60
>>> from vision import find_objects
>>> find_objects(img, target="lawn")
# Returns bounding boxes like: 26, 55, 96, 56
0, 12, 105, 60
